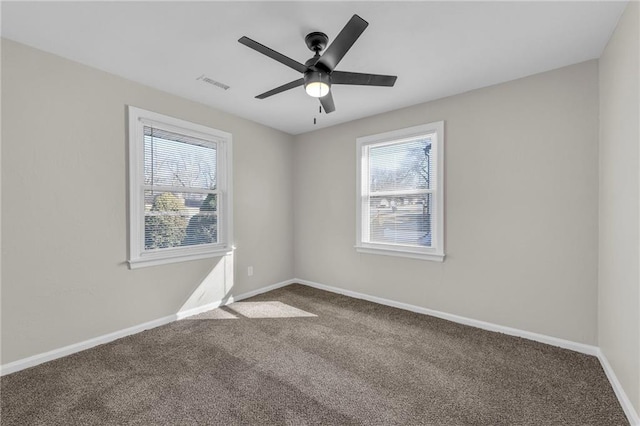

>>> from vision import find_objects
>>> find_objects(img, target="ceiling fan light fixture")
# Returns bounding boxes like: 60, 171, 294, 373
304, 71, 330, 98
305, 81, 330, 98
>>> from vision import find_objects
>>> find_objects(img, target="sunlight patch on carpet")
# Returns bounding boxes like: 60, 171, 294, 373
228, 301, 317, 318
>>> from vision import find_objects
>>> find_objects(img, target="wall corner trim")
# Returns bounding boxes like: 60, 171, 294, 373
0, 279, 295, 376
596, 349, 640, 426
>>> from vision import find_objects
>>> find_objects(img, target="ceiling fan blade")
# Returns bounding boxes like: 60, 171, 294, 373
239, 36, 307, 74
319, 91, 335, 113
315, 15, 368, 72
256, 78, 305, 99
331, 71, 397, 87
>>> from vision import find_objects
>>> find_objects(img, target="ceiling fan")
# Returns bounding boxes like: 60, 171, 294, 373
238, 14, 397, 114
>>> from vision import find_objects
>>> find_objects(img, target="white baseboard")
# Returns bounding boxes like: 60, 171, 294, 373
0, 278, 295, 376
596, 349, 640, 426
0, 314, 178, 376
232, 278, 296, 302
295, 278, 599, 356
2, 277, 637, 426
295, 278, 640, 425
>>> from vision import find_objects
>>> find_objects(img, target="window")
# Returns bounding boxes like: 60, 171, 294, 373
128, 106, 232, 268
356, 121, 444, 261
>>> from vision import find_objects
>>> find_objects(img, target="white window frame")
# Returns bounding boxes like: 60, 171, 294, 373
127, 106, 233, 269
355, 121, 445, 262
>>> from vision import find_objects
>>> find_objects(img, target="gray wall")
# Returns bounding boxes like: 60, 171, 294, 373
1, 39, 295, 364
599, 1, 640, 413
294, 61, 600, 345
3, 15, 637, 414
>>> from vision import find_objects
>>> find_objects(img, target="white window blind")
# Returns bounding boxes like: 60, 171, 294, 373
365, 137, 434, 247
128, 107, 233, 268
356, 122, 444, 261
143, 126, 219, 250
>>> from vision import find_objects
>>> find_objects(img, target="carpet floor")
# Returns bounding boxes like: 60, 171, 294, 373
0, 284, 629, 425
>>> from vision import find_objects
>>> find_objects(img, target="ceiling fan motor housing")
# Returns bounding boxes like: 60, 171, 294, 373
304, 69, 330, 86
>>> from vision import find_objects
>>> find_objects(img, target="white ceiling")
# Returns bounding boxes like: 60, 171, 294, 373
1, 1, 627, 135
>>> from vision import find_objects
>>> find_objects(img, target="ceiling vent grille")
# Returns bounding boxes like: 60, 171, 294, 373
197, 75, 230, 91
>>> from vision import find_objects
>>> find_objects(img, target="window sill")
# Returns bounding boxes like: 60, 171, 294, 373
128, 246, 234, 269
355, 245, 445, 262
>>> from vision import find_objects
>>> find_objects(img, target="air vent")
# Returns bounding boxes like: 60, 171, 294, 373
197, 75, 230, 90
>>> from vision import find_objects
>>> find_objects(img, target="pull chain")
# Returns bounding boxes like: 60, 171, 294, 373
314, 104, 324, 125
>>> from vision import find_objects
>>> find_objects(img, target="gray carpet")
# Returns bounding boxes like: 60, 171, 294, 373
0, 284, 629, 425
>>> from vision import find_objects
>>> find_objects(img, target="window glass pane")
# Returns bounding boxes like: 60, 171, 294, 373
144, 126, 217, 190
369, 193, 432, 247
369, 137, 432, 192
144, 191, 218, 250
